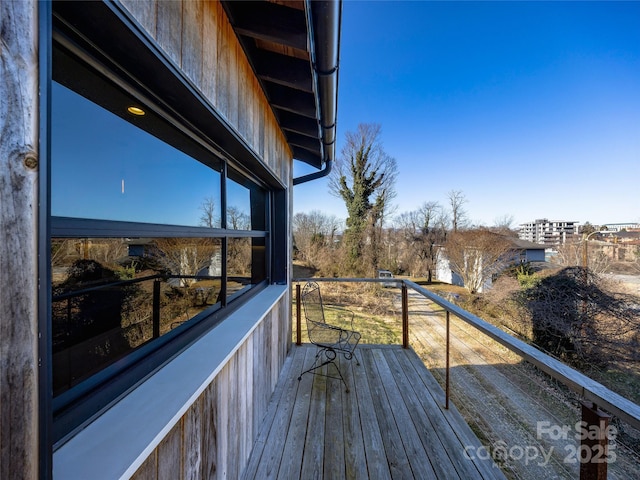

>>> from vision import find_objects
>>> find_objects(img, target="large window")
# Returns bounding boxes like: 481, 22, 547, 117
50, 11, 273, 442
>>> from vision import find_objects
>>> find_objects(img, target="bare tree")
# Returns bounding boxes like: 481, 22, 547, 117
394, 210, 422, 275
394, 202, 448, 281
226, 206, 251, 230
492, 214, 516, 234
329, 123, 397, 275
515, 267, 640, 365
199, 196, 219, 228
153, 238, 220, 287
552, 240, 611, 275
443, 228, 512, 293
293, 210, 341, 271
227, 238, 251, 277
447, 189, 468, 233
633, 245, 640, 274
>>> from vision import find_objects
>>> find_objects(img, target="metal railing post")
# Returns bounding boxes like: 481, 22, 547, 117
445, 310, 450, 410
152, 278, 161, 339
579, 401, 610, 480
296, 283, 302, 345
401, 283, 409, 349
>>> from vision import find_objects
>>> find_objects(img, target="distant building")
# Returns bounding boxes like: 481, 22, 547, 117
601, 222, 640, 232
519, 219, 579, 246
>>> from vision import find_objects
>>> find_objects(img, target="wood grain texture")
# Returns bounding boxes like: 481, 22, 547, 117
131, 450, 157, 480
274, 347, 311, 480
338, 355, 368, 480
183, 397, 202, 480
201, 1, 220, 114
243, 345, 508, 480
156, 0, 182, 67
0, 1, 39, 479
227, 355, 240, 480
181, 0, 204, 86
200, 379, 219, 479
226, 29, 240, 128
120, 0, 157, 37
216, 359, 230, 479
215, 9, 231, 122
240, 340, 254, 466
360, 350, 413, 479
157, 424, 182, 480
300, 364, 326, 480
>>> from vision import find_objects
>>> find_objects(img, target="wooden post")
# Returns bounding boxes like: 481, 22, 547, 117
401, 283, 409, 349
445, 310, 450, 410
296, 283, 301, 345
579, 401, 611, 480
0, 1, 40, 478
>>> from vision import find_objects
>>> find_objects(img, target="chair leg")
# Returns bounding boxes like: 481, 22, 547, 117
351, 350, 361, 366
298, 347, 350, 392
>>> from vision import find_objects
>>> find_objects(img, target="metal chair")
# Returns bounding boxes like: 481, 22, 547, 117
298, 281, 361, 392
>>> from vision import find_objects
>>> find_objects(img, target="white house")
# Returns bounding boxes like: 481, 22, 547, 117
436, 237, 547, 293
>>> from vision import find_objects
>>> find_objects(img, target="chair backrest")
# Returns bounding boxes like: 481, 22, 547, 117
301, 281, 325, 325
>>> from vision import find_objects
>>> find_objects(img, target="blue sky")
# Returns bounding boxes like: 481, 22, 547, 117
293, 1, 640, 228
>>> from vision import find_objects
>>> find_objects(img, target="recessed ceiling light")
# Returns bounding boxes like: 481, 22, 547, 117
127, 106, 145, 116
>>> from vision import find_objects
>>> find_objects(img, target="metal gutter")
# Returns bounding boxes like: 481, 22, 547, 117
293, 0, 340, 186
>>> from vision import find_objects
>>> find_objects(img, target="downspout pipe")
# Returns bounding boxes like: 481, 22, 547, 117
293, 0, 340, 186
293, 159, 332, 185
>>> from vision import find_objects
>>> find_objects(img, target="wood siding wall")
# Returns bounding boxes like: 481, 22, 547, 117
0, 2, 39, 479
131, 294, 291, 480
120, 0, 292, 184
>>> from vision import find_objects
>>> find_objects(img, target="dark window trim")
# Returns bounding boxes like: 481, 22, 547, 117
51, 217, 268, 239
39, 2, 54, 478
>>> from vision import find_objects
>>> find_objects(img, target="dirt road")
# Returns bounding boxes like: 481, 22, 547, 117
404, 291, 639, 480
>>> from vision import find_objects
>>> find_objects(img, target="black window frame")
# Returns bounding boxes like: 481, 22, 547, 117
41, 0, 288, 450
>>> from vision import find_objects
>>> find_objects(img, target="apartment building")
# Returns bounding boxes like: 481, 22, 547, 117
601, 222, 640, 232
519, 218, 579, 245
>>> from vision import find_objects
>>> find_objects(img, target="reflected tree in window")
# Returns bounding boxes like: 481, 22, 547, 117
228, 237, 251, 278
153, 238, 220, 286
227, 205, 250, 230
199, 196, 220, 228
52, 259, 142, 392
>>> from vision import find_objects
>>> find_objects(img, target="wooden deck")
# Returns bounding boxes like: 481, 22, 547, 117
241, 344, 506, 479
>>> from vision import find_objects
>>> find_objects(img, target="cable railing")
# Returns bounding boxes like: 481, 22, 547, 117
294, 277, 640, 479
52, 273, 222, 395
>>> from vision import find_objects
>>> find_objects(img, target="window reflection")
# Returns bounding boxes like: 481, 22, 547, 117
51, 81, 222, 227
225, 237, 267, 302
227, 237, 252, 300
226, 178, 251, 230
51, 237, 222, 395
226, 174, 267, 231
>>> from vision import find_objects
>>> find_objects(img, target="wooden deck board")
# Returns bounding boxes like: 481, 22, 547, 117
349, 349, 391, 480
241, 345, 506, 480
338, 354, 369, 480
276, 347, 315, 480
360, 349, 414, 479
381, 348, 460, 479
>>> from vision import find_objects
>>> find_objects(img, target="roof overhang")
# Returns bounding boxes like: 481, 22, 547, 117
221, 0, 340, 170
